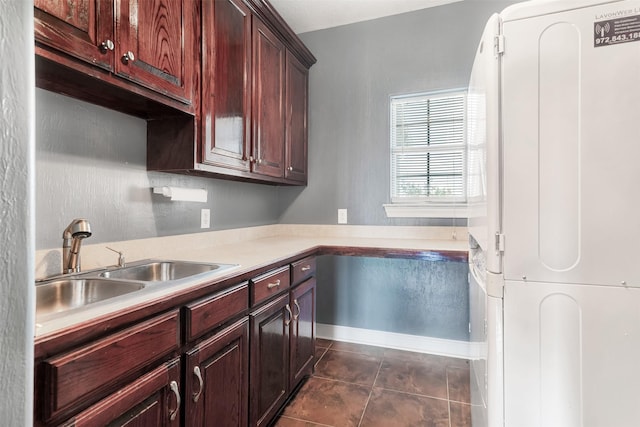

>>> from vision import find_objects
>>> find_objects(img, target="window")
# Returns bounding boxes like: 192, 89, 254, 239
385, 90, 467, 218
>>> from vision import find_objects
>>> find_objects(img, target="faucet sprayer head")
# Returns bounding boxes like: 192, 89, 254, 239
63, 218, 92, 241
62, 219, 92, 273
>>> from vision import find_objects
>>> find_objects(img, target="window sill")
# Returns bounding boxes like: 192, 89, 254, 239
383, 204, 468, 219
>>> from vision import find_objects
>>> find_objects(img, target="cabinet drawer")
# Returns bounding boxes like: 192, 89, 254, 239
184, 282, 249, 342
291, 256, 316, 285
42, 310, 180, 421
251, 266, 290, 306
60, 358, 181, 427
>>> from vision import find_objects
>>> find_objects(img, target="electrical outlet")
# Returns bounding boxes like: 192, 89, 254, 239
338, 209, 348, 224
201, 209, 211, 229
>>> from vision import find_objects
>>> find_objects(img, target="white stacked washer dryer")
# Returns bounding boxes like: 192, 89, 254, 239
466, 1, 640, 426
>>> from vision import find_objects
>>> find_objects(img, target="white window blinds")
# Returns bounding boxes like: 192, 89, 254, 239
390, 91, 467, 204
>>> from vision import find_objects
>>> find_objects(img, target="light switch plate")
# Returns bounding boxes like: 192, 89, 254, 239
338, 209, 348, 224
201, 209, 211, 229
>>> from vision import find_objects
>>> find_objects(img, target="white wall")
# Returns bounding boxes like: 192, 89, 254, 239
0, 0, 35, 425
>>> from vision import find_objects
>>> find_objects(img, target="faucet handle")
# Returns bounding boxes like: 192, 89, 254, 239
106, 247, 126, 267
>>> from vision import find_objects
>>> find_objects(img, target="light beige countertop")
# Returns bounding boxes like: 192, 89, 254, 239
34, 224, 468, 339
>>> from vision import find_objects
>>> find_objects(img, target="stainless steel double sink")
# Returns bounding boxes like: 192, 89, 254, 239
36, 260, 238, 322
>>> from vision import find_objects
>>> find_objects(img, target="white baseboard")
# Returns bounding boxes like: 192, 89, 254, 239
317, 323, 477, 360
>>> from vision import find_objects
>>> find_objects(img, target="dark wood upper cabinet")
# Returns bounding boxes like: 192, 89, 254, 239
252, 19, 286, 179
285, 51, 309, 184
34, 0, 114, 71
34, 0, 197, 110
201, 0, 252, 171
114, 0, 196, 103
34, 0, 316, 185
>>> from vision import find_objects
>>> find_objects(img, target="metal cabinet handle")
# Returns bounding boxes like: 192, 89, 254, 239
267, 279, 281, 289
293, 299, 301, 321
99, 39, 114, 53
122, 51, 135, 64
285, 303, 293, 326
168, 380, 181, 422
193, 366, 203, 403
301, 265, 311, 272
287, 166, 293, 171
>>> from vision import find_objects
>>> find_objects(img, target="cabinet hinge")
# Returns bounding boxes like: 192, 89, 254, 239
495, 232, 505, 253
495, 34, 505, 55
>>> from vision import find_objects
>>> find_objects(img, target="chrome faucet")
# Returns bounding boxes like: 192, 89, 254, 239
62, 218, 92, 273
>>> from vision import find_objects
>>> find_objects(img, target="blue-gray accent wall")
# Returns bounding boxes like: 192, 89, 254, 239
317, 256, 470, 340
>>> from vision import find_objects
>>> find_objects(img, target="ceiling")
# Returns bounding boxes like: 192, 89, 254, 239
269, 0, 463, 34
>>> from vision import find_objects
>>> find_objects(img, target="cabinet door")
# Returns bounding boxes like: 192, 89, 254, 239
185, 318, 249, 427
61, 358, 181, 427
201, 0, 252, 171
252, 19, 286, 178
289, 278, 316, 390
250, 294, 290, 427
115, 0, 196, 103
284, 51, 309, 184
34, 0, 114, 71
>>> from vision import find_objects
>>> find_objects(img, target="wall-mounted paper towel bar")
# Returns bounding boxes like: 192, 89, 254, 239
153, 186, 208, 203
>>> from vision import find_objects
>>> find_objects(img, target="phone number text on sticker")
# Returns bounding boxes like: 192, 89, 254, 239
594, 15, 640, 47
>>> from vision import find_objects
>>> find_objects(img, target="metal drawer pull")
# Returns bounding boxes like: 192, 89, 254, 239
267, 279, 281, 289
285, 304, 293, 326
301, 265, 311, 272
193, 366, 203, 403
293, 299, 301, 321
169, 380, 181, 421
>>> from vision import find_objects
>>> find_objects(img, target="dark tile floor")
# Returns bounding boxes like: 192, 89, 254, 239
274, 339, 472, 427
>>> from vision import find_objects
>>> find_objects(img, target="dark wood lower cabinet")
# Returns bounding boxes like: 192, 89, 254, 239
185, 317, 249, 427
61, 358, 181, 427
35, 258, 318, 427
249, 276, 317, 427
250, 293, 291, 427
289, 278, 316, 390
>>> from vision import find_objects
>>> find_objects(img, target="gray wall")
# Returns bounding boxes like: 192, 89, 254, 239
279, 1, 518, 341
1, 0, 35, 424
279, 0, 517, 226
36, 89, 281, 249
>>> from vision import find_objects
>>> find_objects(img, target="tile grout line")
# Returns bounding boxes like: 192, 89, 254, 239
279, 415, 336, 427
356, 355, 384, 427
372, 386, 451, 403
446, 367, 452, 427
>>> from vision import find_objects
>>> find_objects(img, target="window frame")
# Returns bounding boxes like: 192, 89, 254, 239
384, 88, 468, 219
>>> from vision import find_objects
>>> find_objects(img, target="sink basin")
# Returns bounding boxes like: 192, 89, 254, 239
100, 261, 234, 282
36, 278, 145, 319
